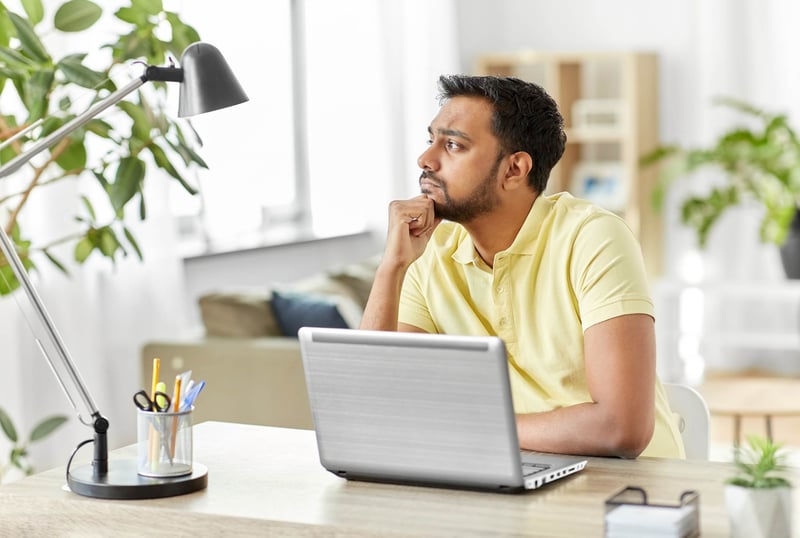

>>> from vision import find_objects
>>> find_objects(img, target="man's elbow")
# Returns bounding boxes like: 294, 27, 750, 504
608, 418, 655, 459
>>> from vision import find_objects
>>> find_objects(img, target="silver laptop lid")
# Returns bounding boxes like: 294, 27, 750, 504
298, 327, 526, 490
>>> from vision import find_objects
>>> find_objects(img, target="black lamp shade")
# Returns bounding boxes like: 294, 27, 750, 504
178, 42, 249, 118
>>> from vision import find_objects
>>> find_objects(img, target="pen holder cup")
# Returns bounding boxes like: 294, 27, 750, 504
136, 407, 193, 478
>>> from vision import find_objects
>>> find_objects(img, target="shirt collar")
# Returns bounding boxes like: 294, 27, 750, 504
449, 194, 556, 264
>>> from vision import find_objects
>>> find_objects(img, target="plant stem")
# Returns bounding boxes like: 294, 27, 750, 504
0, 116, 27, 155
4, 139, 71, 235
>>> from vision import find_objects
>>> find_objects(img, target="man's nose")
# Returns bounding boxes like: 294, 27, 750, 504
417, 144, 438, 170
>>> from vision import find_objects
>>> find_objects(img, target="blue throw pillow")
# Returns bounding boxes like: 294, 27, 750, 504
270, 290, 350, 337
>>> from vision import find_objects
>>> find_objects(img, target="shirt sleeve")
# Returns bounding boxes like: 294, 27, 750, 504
398, 258, 438, 333
569, 212, 655, 331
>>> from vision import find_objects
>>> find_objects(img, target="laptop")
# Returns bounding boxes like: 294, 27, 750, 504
298, 327, 587, 493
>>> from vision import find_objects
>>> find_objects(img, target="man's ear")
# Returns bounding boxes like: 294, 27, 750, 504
503, 151, 533, 190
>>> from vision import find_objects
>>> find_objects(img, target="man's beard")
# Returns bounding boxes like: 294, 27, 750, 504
420, 154, 504, 223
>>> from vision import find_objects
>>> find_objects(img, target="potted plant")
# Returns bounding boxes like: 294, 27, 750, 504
641, 97, 800, 278
0, 0, 206, 295
724, 434, 793, 538
0, 406, 67, 483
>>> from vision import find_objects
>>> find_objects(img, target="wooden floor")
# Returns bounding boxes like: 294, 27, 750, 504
697, 371, 800, 463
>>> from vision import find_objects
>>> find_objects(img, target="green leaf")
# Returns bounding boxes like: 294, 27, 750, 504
20, 0, 44, 26
57, 53, 106, 89
0, 6, 13, 48
84, 118, 114, 139
0, 265, 21, 294
117, 100, 153, 141
110, 32, 151, 63
168, 127, 208, 168
149, 142, 197, 195
114, 7, 148, 26
0, 46, 36, 69
10, 447, 27, 469
110, 156, 145, 213
97, 227, 121, 257
7, 12, 49, 63
74, 236, 93, 263
123, 226, 143, 260
29, 415, 67, 442
0, 406, 18, 442
43, 250, 69, 275
54, 0, 102, 32
55, 139, 87, 171
131, 0, 163, 17
22, 67, 54, 121
80, 195, 97, 221
164, 12, 200, 57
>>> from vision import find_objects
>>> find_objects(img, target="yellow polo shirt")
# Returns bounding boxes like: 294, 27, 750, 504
399, 193, 685, 458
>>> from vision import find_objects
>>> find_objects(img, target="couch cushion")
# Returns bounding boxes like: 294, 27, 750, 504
326, 255, 381, 308
198, 291, 282, 338
270, 290, 350, 337
196, 255, 380, 338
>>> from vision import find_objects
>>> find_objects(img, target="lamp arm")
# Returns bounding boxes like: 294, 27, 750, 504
0, 75, 147, 179
0, 65, 182, 477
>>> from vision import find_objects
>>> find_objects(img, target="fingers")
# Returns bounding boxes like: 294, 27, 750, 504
390, 195, 435, 237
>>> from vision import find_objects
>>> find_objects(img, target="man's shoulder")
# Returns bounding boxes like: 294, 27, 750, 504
545, 193, 632, 235
546, 192, 617, 218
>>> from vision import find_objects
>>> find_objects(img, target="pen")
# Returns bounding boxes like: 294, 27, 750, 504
181, 380, 206, 411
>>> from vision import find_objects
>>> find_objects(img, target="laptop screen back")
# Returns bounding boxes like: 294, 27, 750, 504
298, 327, 526, 490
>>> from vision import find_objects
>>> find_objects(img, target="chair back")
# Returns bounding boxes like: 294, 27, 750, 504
663, 383, 711, 460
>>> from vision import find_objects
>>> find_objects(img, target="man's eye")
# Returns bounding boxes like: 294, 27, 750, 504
446, 140, 461, 150
425, 139, 433, 146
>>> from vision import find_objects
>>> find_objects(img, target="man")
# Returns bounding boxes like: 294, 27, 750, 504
360, 75, 684, 459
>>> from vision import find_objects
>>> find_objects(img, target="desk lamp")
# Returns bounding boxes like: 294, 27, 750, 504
0, 42, 248, 499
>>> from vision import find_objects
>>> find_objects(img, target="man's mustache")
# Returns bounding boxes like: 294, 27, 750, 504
419, 171, 442, 187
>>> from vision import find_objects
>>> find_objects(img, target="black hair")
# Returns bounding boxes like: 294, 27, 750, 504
437, 75, 566, 193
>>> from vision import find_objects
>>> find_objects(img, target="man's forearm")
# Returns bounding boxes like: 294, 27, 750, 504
359, 262, 408, 331
516, 401, 654, 459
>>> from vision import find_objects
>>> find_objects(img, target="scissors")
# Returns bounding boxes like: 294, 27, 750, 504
134, 389, 175, 466
133, 389, 172, 412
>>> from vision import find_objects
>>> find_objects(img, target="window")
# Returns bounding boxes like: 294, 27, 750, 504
169, 0, 457, 250
167, 0, 297, 244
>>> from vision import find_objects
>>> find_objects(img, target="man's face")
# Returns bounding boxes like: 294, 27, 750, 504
418, 96, 505, 223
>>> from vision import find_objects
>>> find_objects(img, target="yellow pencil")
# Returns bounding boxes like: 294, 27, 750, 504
151, 357, 160, 399
170, 376, 182, 460
149, 357, 161, 469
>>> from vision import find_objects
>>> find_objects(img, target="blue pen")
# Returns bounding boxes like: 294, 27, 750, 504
180, 380, 206, 411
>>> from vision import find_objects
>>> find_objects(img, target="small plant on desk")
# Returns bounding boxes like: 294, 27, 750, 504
724, 434, 793, 538
0, 407, 67, 483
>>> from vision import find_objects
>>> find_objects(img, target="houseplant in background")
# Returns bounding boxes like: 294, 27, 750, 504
0, 0, 206, 295
724, 434, 793, 538
0, 0, 205, 482
641, 97, 800, 278
0, 406, 66, 483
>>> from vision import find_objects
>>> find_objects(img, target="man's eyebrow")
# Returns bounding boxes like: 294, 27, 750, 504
427, 125, 472, 141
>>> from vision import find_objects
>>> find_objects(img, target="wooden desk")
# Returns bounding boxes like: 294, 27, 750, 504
0, 422, 798, 536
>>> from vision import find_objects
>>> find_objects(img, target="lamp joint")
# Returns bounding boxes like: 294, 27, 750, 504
144, 65, 184, 83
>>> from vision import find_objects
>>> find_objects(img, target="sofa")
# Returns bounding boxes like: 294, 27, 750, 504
140, 255, 381, 429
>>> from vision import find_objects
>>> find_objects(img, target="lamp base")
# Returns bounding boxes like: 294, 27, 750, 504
67, 459, 208, 499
